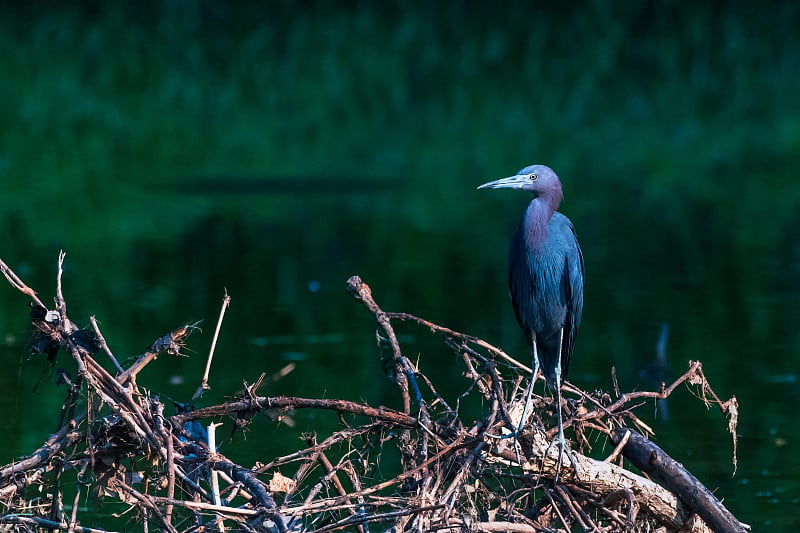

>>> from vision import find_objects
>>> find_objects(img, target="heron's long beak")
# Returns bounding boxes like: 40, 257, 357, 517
477, 174, 530, 190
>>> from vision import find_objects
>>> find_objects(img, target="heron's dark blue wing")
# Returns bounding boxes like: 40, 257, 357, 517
508, 228, 536, 348
560, 220, 584, 380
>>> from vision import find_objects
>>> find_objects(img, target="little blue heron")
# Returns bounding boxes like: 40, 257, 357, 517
478, 164, 584, 474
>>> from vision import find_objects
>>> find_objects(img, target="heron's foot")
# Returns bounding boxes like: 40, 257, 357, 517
487, 420, 534, 467
485, 422, 519, 440
546, 432, 578, 484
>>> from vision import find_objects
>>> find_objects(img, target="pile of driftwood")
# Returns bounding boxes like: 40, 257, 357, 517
0, 255, 747, 532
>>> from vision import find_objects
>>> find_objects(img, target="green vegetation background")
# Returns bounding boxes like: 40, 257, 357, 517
0, 2, 798, 529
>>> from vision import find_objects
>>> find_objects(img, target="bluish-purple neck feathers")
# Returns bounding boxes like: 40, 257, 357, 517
517, 164, 564, 246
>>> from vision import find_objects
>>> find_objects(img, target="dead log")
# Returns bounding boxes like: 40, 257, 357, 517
611, 428, 747, 533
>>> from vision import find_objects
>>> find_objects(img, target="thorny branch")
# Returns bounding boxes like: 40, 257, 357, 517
0, 259, 748, 532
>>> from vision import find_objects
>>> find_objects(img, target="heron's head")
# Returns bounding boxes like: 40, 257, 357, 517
477, 165, 563, 203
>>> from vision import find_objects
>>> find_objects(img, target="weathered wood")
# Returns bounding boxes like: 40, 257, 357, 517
492, 426, 713, 532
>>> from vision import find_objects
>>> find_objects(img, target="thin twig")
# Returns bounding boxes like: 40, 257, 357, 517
194, 290, 231, 400
89, 316, 124, 373
605, 428, 630, 463
55, 251, 70, 329
388, 311, 532, 374
0, 257, 47, 308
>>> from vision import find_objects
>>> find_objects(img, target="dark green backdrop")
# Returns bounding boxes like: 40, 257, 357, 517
1, 2, 798, 529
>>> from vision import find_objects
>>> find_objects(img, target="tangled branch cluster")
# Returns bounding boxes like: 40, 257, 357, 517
0, 258, 745, 532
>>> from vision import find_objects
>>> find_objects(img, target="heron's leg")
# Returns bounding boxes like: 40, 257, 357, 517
550, 328, 577, 484
487, 337, 539, 462
517, 337, 540, 435
500, 337, 539, 465
486, 338, 540, 468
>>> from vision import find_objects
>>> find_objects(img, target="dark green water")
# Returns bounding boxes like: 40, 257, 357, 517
1, 2, 799, 529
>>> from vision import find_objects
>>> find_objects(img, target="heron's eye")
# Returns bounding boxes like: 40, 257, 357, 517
529, 173, 538, 181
